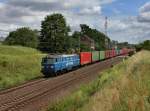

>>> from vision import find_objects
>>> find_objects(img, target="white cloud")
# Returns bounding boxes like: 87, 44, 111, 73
0, 2, 5, 9
78, 6, 101, 15
0, 0, 149, 44
108, 16, 150, 44
93, 6, 101, 13
0, 0, 113, 35
138, 1, 150, 22
140, 1, 150, 13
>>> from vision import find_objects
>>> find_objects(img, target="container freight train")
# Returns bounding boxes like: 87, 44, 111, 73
41, 48, 133, 77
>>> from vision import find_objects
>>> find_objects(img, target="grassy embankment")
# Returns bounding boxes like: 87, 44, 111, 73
0, 45, 45, 90
47, 50, 150, 111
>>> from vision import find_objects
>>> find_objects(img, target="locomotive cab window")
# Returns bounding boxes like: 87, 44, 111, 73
42, 58, 56, 64
56, 58, 61, 62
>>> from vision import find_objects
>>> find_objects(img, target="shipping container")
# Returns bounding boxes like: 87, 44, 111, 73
114, 50, 116, 57
121, 48, 127, 55
99, 51, 105, 60
105, 50, 110, 59
120, 49, 123, 55
121, 49, 123, 55
112, 49, 116, 57
121, 48, 126, 55
80, 52, 92, 65
115, 49, 119, 56
115, 50, 117, 56
119, 49, 121, 55
118, 49, 121, 55
110, 50, 113, 58
122, 48, 128, 55
108, 50, 112, 58
109, 50, 111, 58
92, 51, 99, 62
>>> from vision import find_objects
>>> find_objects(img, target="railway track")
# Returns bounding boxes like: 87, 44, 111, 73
0, 57, 124, 111
0, 78, 46, 95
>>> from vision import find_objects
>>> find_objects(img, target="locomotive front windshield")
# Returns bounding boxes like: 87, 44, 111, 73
42, 58, 56, 64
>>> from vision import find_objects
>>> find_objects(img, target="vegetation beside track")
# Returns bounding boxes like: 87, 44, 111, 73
0, 45, 45, 90
47, 50, 150, 111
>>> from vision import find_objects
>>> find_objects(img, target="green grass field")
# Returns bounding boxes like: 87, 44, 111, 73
0, 45, 45, 90
47, 50, 150, 111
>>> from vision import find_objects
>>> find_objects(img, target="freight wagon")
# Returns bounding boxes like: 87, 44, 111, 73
99, 51, 105, 60
80, 52, 92, 65
112, 49, 116, 57
105, 50, 110, 59
92, 51, 99, 62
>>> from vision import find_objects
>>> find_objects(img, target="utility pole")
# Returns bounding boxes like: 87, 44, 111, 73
105, 16, 108, 36
104, 16, 108, 49
78, 35, 80, 52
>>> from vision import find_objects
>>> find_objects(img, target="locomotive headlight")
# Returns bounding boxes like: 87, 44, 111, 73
50, 66, 54, 68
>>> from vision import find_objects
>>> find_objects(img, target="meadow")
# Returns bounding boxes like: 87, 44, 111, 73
47, 50, 150, 111
0, 45, 45, 90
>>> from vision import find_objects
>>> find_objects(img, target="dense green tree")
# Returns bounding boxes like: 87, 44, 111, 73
39, 13, 70, 53
136, 40, 150, 51
141, 40, 150, 50
4, 27, 38, 48
72, 31, 81, 48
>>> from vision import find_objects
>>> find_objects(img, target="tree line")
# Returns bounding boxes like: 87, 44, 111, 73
135, 40, 150, 51
3, 13, 112, 53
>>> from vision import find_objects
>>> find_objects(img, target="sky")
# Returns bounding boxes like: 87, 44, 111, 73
0, 0, 150, 44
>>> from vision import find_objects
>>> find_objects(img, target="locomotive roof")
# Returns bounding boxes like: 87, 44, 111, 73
45, 54, 78, 58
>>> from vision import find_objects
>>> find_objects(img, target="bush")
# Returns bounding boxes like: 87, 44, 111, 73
4, 27, 39, 48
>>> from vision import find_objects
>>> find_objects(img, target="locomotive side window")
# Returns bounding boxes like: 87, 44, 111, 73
55, 58, 58, 62
56, 58, 61, 62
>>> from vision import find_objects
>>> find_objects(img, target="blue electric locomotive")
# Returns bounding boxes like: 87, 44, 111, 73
41, 54, 80, 76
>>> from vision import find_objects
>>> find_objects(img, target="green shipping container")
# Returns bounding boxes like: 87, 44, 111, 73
117, 49, 120, 55
92, 51, 99, 62
115, 49, 119, 55
118, 49, 121, 55
99, 51, 105, 60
